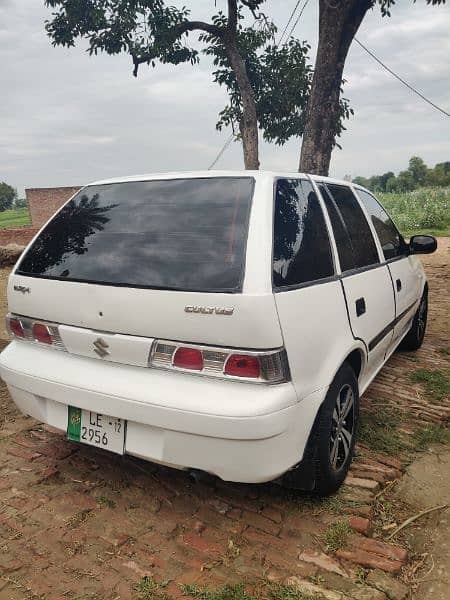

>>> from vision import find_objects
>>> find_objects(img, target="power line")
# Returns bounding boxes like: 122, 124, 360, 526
208, 132, 235, 170
278, 0, 303, 46
285, 0, 311, 42
354, 38, 450, 118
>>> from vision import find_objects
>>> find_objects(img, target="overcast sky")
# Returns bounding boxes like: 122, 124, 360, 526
1, 0, 449, 196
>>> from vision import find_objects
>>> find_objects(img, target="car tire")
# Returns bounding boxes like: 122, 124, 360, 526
283, 362, 359, 496
399, 290, 428, 352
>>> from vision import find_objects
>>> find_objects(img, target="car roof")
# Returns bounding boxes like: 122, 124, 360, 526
88, 170, 354, 188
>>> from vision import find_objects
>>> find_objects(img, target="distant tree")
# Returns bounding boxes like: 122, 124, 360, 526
395, 169, 416, 192
385, 176, 399, 192
426, 161, 450, 187
0, 182, 17, 212
407, 156, 428, 187
379, 171, 395, 191
352, 176, 370, 188
14, 198, 28, 209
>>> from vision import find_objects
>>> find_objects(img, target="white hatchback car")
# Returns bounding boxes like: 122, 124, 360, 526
0, 172, 436, 495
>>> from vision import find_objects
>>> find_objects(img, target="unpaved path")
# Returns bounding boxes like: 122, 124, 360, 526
395, 448, 450, 600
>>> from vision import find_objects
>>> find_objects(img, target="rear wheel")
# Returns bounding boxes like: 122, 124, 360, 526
284, 363, 359, 496
399, 291, 428, 352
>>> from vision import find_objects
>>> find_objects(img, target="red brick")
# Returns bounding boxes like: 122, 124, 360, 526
0, 227, 38, 246
349, 536, 407, 562
350, 469, 388, 483
344, 475, 379, 490
179, 530, 224, 556
7, 446, 42, 461
336, 548, 403, 573
0, 558, 23, 572
36, 465, 60, 483
241, 510, 281, 536
298, 549, 348, 577
260, 506, 283, 523
342, 505, 372, 518
348, 516, 372, 536
0, 477, 12, 491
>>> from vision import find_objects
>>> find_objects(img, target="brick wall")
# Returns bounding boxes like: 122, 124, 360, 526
0, 227, 39, 246
26, 186, 81, 228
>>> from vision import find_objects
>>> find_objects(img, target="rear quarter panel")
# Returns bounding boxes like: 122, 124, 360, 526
275, 280, 365, 398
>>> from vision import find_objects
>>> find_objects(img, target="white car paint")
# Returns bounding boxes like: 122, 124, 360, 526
0, 171, 428, 484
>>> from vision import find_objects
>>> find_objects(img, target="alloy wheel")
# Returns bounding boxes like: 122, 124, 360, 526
329, 384, 355, 472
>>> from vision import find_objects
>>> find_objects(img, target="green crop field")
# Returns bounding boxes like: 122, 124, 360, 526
379, 187, 450, 238
0, 208, 31, 229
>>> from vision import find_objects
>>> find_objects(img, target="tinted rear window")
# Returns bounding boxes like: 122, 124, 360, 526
17, 178, 254, 292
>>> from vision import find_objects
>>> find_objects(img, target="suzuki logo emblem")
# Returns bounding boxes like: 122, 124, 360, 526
93, 337, 110, 358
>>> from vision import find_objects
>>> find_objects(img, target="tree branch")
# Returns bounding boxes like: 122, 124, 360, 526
131, 19, 223, 76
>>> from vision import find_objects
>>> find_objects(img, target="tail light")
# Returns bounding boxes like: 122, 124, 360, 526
224, 354, 260, 378
6, 317, 25, 338
150, 340, 290, 384
6, 314, 66, 351
173, 347, 203, 371
32, 323, 52, 345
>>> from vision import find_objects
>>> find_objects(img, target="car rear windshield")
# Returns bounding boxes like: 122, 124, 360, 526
17, 177, 254, 292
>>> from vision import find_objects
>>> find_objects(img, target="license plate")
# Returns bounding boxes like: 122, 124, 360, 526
67, 406, 125, 455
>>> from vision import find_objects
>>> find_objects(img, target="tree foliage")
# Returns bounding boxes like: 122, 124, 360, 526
44, 1, 352, 166
201, 12, 352, 147
353, 156, 450, 192
0, 182, 17, 212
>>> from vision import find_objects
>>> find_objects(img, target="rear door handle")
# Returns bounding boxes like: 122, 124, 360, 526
355, 297, 366, 317
396, 278, 402, 292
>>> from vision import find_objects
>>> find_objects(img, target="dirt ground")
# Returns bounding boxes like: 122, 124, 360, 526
0, 240, 449, 600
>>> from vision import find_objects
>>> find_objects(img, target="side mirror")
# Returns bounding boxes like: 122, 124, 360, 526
409, 235, 437, 255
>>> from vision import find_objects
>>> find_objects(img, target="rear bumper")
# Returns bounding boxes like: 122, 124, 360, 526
0, 341, 326, 483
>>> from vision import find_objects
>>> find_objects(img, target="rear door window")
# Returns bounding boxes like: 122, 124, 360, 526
356, 189, 407, 260
273, 179, 335, 288
325, 184, 380, 270
318, 184, 355, 272
17, 178, 254, 293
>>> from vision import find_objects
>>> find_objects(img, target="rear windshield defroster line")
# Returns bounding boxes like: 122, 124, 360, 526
17, 177, 255, 293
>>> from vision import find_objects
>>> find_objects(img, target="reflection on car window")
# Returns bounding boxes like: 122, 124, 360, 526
356, 189, 407, 260
325, 184, 380, 270
18, 178, 254, 292
273, 179, 334, 288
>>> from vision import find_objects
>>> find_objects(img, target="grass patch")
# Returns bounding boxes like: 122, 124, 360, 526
0, 208, 31, 229
136, 576, 169, 600
182, 583, 315, 600
298, 493, 365, 515
413, 425, 450, 450
97, 496, 116, 509
410, 368, 450, 402
359, 406, 407, 455
438, 347, 450, 357
323, 520, 352, 553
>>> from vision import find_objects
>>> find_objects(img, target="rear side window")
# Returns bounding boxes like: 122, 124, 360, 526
325, 184, 379, 270
17, 178, 254, 292
356, 189, 407, 260
318, 184, 355, 272
273, 179, 334, 288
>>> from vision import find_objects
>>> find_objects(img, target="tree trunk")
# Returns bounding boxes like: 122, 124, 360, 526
299, 0, 373, 175
225, 40, 260, 170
